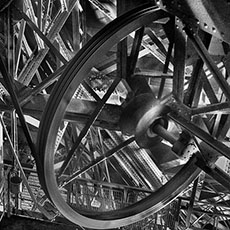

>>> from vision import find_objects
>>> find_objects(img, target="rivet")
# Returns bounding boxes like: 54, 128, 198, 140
212, 27, 216, 33
204, 23, 208, 29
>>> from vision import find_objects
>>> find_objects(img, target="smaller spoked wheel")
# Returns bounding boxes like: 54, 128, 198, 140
37, 4, 228, 229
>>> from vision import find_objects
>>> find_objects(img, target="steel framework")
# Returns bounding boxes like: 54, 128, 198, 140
1, 0, 230, 229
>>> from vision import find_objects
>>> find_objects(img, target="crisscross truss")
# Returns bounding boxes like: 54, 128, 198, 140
1, 1, 230, 230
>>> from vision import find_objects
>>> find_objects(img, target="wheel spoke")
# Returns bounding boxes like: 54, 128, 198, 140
169, 112, 230, 160
191, 101, 230, 115
127, 27, 145, 76
58, 78, 121, 176
60, 136, 135, 188
196, 157, 230, 191
158, 41, 174, 98
184, 32, 212, 107
172, 21, 186, 100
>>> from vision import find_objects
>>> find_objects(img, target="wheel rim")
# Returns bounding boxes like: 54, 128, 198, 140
36, 4, 212, 229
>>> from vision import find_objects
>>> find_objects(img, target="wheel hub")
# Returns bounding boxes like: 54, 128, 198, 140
119, 93, 169, 148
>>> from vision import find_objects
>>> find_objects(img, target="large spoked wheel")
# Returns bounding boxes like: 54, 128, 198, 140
36, 4, 215, 229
